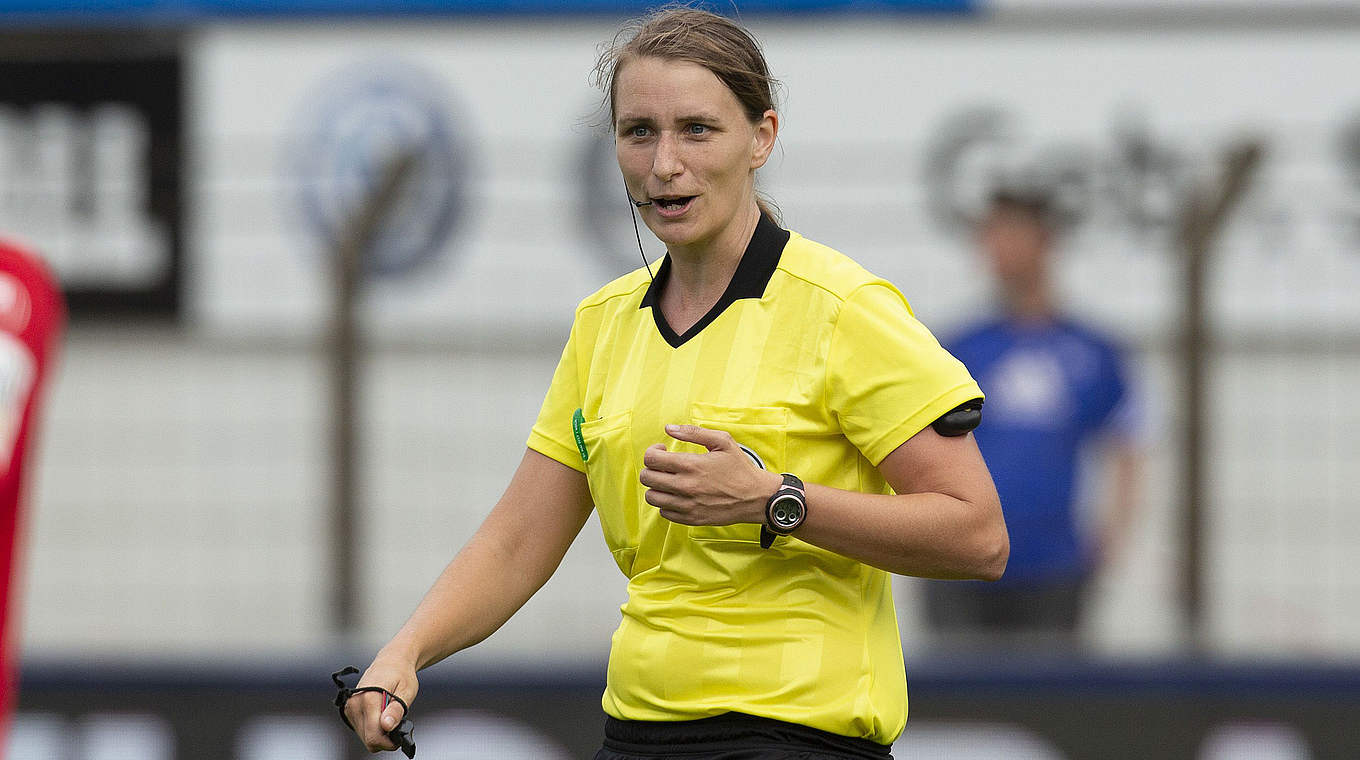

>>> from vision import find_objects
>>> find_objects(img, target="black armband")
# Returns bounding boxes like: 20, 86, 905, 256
931, 398, 983, 437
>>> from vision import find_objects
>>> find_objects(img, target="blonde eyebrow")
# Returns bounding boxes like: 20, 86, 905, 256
615, 112, 725, 129
677, 112, 724, 124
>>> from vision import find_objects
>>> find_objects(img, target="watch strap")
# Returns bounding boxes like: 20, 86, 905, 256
760, 473, 806, 549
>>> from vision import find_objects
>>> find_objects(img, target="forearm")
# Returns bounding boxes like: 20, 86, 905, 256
645, 425, 1008, 581
378, 450, 593, 671
1097, 444, 1143, 567
380, 523, 550, 669
795, 483, 1007, 580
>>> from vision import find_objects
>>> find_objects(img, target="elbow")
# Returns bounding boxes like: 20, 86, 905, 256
970, 497, 1009, 582
974, 524, 1009, 582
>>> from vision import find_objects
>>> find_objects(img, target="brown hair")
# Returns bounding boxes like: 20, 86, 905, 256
988, 187, 1058, 233
594, 5, 781, 221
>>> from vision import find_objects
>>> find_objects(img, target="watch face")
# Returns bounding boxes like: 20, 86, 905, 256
768, 493, 805, 531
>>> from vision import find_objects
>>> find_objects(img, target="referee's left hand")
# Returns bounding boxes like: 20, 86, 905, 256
640, 424, 783, 526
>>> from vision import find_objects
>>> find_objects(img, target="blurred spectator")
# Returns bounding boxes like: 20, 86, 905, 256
0, 238, 65, 750
924, 188, 1144, 650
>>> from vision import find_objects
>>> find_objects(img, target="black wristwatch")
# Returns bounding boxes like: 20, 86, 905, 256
760, 473, 807, 549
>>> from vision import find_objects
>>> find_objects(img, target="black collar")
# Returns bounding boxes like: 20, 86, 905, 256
638, 214, 790, 348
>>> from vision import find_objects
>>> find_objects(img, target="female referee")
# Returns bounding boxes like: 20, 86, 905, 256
342, 8, 1008, 759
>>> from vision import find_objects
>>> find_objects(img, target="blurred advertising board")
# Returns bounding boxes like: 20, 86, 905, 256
0, 0, 972, 24
0, 53, 182, 319
4, 0, 1356, 22
186, 20, 1360, 343
14, 658, 1360, 759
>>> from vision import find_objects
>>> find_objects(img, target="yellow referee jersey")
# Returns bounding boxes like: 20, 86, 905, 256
527, 215, 982, 745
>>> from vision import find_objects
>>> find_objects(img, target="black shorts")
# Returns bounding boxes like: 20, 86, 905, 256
594, 712, 893, 760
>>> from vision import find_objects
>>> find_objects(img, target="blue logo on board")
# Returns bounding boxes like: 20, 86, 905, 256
579, 126, 656, 276
293, 60, 472, 277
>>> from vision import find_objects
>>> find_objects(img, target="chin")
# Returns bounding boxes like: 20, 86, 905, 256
648, 219, 705, 249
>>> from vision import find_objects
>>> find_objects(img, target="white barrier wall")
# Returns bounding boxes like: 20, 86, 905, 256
187, 18, 1360, 338
20, 16, 1360, 663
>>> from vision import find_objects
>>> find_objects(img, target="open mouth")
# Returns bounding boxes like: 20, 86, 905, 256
652, 195, 696, 215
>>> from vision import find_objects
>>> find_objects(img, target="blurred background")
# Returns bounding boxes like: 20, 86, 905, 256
2, 0, 1359, 758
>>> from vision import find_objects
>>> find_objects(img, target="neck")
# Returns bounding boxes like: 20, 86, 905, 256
661, 203, 762, 318
1003, 280, 1055, 324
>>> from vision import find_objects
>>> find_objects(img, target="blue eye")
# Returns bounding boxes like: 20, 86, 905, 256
629, 126, 650, 138
687, 124, 708, 135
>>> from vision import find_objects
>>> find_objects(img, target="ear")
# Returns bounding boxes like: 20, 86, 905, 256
750, 109, 778, 170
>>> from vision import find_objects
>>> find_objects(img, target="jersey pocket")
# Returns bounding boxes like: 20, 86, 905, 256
686, 402, 789, 544
579, 410, 640, 575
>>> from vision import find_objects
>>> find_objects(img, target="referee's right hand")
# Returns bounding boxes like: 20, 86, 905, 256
345, 659, 419, 753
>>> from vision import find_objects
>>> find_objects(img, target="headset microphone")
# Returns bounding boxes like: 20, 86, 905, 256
624, 182, 652, 206
624, 182, 655, 281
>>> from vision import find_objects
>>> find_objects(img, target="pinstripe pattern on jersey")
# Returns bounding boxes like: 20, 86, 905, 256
529, 215, 981, 745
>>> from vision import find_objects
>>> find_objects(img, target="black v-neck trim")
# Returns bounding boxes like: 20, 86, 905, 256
638, 214, 790, 348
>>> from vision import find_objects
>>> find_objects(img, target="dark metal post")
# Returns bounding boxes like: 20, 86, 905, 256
330, 151, 418, 634
1175, 141, 1263, 650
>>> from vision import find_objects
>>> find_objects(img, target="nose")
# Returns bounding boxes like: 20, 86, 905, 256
651, 132, 683, 182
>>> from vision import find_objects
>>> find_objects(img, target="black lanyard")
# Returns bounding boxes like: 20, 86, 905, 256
331, 666, 416, 758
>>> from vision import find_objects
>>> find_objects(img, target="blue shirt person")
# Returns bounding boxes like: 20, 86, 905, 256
925, 188, 1145, 647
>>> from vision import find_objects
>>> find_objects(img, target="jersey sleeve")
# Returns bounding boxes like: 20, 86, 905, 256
527, 313, 590, 474
1090, 341, 1148, 445
826, 282, 983, 466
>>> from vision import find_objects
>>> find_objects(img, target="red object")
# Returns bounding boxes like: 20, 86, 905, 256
0, 238, 65, 750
